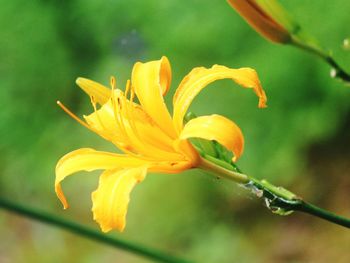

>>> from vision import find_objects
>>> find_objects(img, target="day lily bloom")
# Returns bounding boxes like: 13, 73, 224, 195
227, 0, 298, 43
55, 56, 267, 232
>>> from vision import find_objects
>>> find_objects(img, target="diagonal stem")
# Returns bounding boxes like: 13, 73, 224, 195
199, 156, 350, 229
291, 36, 350, 83
295, 201, 350, 228
0, 198, 192, 263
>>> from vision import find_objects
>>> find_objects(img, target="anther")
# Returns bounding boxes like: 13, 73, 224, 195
110, 76, 116, 90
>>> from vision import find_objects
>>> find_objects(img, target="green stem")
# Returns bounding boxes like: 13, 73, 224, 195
291, 36, 350, 83
199, 157, 350, 229
295, 201, 350, 228
0, 198, 192, 263
198, 157, 249, 184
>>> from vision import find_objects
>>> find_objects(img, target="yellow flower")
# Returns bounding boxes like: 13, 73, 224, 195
55, 56, 267, 232
227, 0, 298, 43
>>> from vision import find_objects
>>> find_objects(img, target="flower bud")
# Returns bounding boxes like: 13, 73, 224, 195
227, 0, 299, 44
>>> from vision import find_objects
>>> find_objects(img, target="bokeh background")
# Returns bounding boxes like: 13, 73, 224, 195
1, 0, 350, 262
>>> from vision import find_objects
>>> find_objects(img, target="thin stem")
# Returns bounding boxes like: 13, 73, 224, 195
199, 157, 350, 229
198, 157, 249, 184
291, 36, 350, 83
295, 201, 350, 228
0, 198, 192, 263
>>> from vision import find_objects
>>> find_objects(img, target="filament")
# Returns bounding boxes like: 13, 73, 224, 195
57, 101, 91, 130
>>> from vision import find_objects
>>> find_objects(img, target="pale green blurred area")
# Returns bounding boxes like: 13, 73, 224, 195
1, 0, 350, 262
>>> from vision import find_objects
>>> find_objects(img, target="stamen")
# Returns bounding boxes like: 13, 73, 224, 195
111, 97, 118, 119
57, 101, 91, 130
110, 76, 117, 90
125, 79, 131, 99
111, 95, 155, 161
127, 87, 137, 131
122, 96, 138, 134
90, 96, 108, 133
108, 84, 141, 157
111, 87, 134, 150
57, 100, 144, 160
120, 95, 170, 160
111, 91, 125, 132
117, 97, 122, 109
117, 97, 130, 136
108, 80, 173, 161
111, 85, 123, 127
130, 84, 135, 102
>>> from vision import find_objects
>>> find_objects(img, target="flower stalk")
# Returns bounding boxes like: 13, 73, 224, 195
290, 36, 350, 83
200, 156, 350, 229
0, 198, 192, 263
199, 156, 249, 184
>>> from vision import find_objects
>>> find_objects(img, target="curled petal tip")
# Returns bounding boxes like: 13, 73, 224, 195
75, 77, 85, 84
97, 219, 125, 233
58, 196, 69, 210
160, 55, 169, 62
75, 77, 111, 105
55, 183, 70, 210
100, 225, 114, 233
258, 89, 267, 108
75, 77, 85, 86
259, 100, 267, 108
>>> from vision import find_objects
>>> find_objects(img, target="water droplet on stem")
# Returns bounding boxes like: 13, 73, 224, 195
330, 68, 337, 78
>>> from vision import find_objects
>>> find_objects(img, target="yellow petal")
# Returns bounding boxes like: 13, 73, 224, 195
84, 98, 127, 145
85, 95, 184, 160
76, 77, 111, 105
117, 94, 185, 161
149, 160, 194, 174
227, 0, 291, 43
173, 65, 267, 132
172, 138, 200, 165
180, 114, 244, 161
130, 104, 176, 151
91, 167, 147, 232
55, 148, 146, 209
135, 118, 175, 152
131, 56, 177, 138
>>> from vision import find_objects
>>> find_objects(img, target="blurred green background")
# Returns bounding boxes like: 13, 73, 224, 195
1, 0, 350, 262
